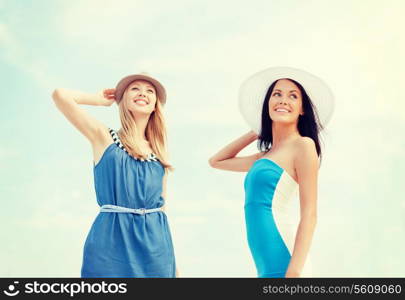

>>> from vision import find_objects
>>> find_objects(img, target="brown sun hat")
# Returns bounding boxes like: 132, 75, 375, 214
114, 72, 167, 105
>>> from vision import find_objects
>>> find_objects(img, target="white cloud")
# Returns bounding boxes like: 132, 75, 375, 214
0, 22, 21, 57
60, 0, 178, 47
0, 145, 19, 161
0, 23, 61, 92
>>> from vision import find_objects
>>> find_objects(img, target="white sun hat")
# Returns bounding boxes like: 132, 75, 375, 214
238, 66, 335, 133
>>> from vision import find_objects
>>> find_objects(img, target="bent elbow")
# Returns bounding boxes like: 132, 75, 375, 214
52, 88, 65, 103
52, 89, 60, 102
208, 157, 218, 168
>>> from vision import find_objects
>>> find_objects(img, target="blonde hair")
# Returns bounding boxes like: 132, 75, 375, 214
117, 89, 173, 171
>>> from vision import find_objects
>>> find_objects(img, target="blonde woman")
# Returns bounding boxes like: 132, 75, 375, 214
209, 67, 334, 277
52, 73, 177, 278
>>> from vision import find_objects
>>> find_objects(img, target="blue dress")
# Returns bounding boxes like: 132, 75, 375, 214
81, 129, 176, 278
244, 158, 310, 278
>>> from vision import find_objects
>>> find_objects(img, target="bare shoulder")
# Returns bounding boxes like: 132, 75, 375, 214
295, 136, 317, 153
294, 136, 319, 167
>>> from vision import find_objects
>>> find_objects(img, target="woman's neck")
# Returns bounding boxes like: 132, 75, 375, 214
271, 121, 300, 149
132, 113, 150, 141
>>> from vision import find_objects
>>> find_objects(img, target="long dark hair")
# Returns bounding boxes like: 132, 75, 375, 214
259, 78, 324, 164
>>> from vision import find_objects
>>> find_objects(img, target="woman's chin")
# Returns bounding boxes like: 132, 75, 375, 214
270, 116, 298, 124
128, 107, 154, 116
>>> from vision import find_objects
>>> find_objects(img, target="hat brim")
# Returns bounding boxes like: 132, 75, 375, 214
238, 66, 334, 133
115, 74, 167, 105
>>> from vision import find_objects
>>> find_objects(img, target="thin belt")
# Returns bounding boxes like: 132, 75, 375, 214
100, 204, 163, 215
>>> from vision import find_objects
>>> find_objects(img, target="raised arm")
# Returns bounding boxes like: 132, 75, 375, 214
51, 88, 115, 145
208, 130, 263, 172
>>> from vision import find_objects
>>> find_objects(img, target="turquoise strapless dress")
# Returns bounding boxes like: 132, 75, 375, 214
244, 158, 311, 277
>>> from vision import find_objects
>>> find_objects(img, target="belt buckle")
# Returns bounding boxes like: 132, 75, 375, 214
138, 208, 146, 215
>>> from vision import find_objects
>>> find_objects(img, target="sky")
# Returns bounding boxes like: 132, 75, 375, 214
0, 0, 404, 277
